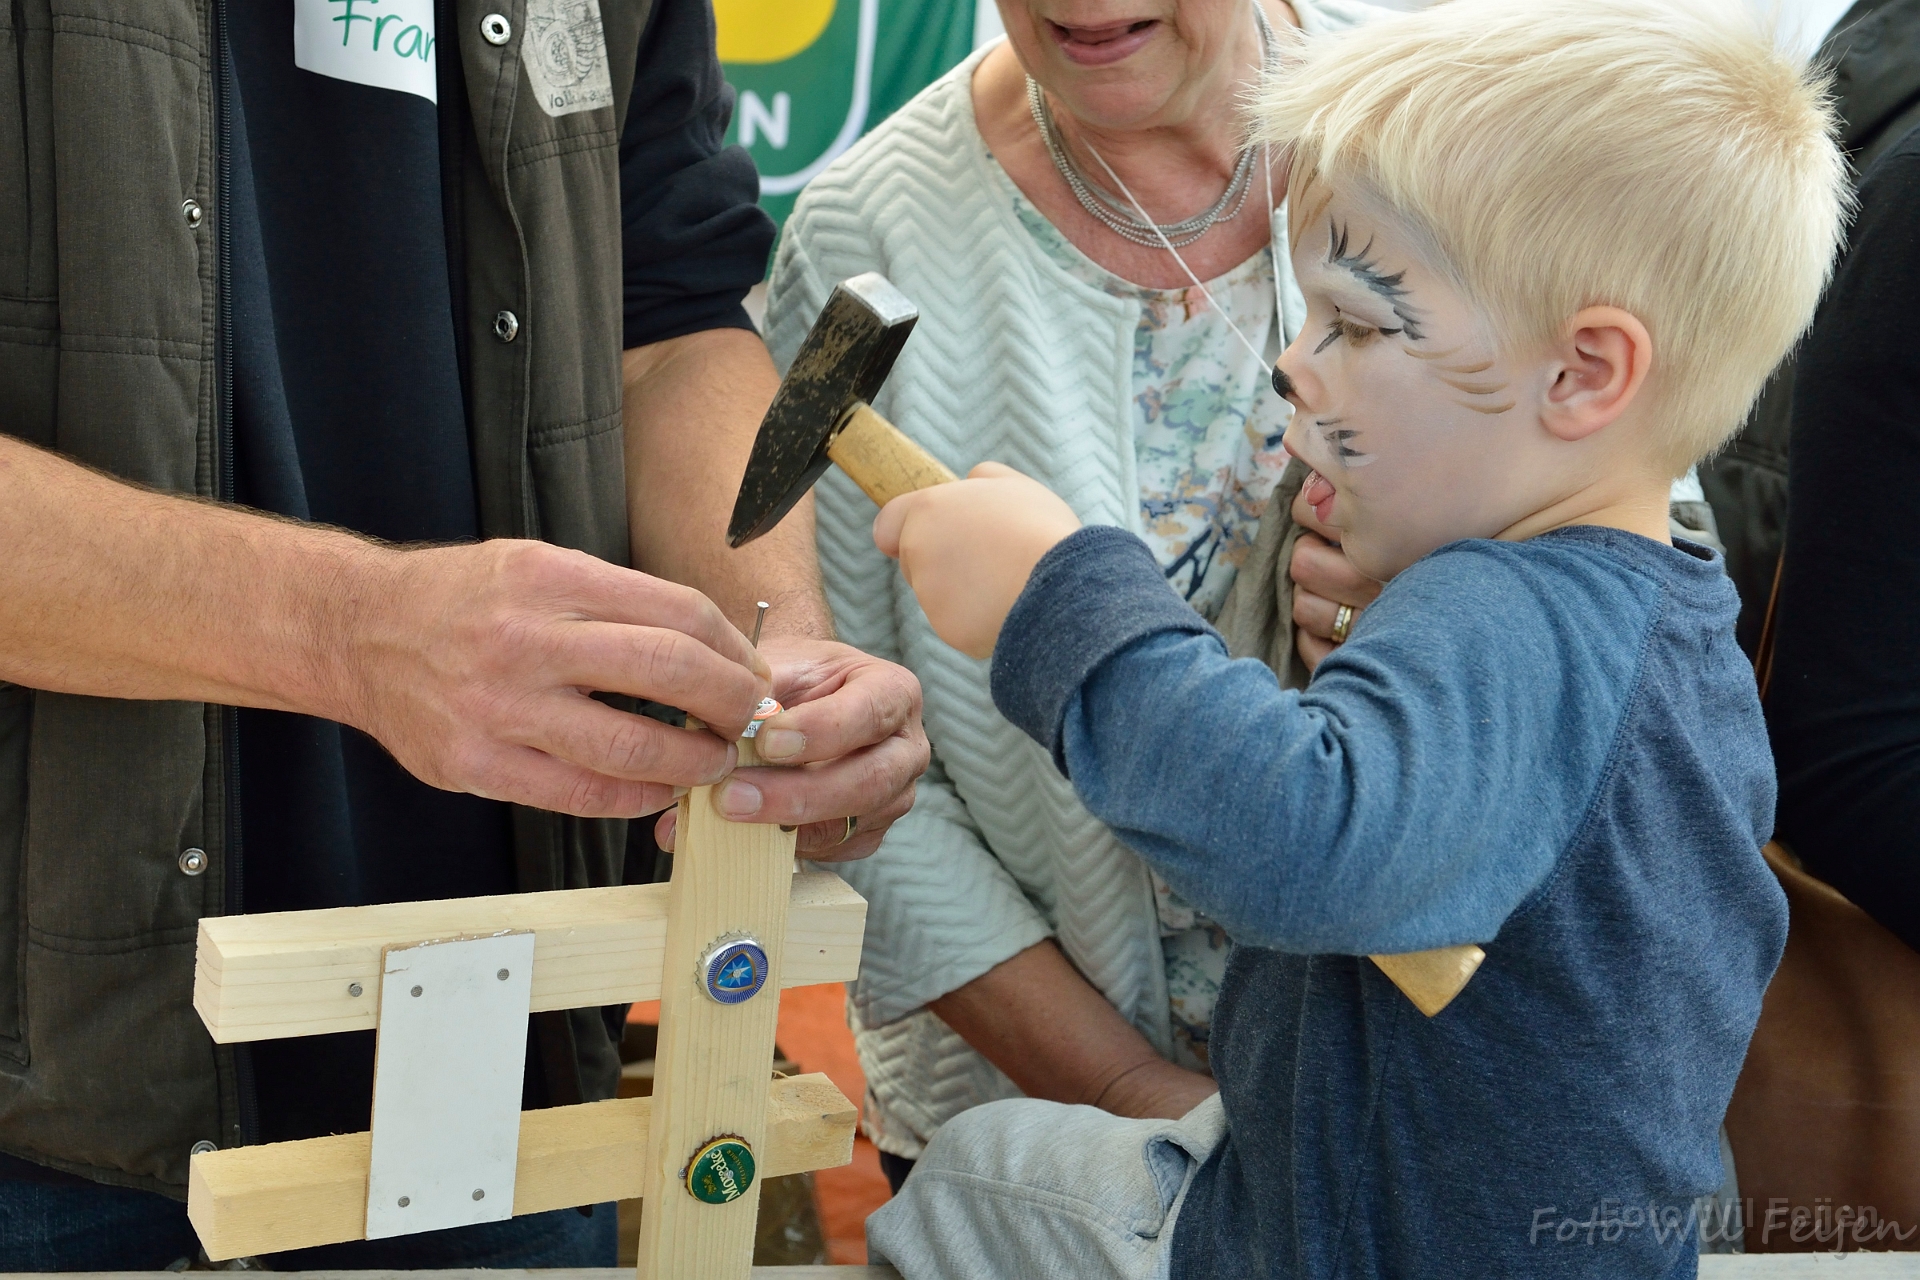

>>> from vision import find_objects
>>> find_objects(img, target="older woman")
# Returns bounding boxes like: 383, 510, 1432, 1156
767, 0, 1381, 1187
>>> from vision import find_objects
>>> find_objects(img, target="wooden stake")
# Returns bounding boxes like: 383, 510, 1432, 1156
637, 733, 799, 1279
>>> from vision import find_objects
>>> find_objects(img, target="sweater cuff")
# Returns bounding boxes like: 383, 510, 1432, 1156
990, 525, 1217, 770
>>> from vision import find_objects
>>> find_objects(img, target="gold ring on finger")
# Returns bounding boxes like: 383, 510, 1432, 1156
1331, 603, 1355, 644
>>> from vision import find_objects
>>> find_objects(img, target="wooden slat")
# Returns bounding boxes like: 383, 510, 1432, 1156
187, 1073, 856, 1261
194, 871, 865, 1043
638, 736, 799, 1279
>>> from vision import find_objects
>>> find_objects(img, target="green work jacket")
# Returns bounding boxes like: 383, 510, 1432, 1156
0, 0, 651, 1197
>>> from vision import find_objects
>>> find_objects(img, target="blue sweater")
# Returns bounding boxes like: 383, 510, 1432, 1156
991, 524, 1785, 1278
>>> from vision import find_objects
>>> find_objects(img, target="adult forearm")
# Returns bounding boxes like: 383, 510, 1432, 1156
928, 939, 1216, 1120
622, 328, 830, 639
0, 432, 377, 714
0, 430, 773, 818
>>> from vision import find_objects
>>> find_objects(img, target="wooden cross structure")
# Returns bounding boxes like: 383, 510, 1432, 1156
187, 729, 867, 1279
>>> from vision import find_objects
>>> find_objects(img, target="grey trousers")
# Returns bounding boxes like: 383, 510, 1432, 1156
866, 1093, 1227, 1280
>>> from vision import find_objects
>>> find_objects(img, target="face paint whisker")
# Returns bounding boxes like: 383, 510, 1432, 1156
1314, 418, 1372, 467
1439, 377, 1510, 397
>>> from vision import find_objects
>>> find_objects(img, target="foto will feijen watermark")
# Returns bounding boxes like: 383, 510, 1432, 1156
1531, 1197, 1918, 1250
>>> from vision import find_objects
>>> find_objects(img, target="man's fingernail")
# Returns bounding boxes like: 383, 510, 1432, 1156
716, 778, 763, 819
759, 728, 805, 760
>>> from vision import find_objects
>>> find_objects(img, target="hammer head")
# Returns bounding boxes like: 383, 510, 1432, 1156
727, 273, 918, 548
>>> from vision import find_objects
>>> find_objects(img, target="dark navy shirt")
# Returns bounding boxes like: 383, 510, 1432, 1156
993, 524, 1786, 1278
222, 0, 771, 1142
1772, 124, 1920, 951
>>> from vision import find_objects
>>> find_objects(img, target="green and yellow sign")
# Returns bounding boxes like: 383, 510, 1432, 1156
718, 0, 980, 228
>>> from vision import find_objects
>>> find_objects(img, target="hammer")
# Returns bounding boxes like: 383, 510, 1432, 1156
727, 272, 955, 548
726, 273, 1487, 1018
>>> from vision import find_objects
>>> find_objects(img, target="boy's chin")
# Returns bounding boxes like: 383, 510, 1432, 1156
1339, 535, 1411, 584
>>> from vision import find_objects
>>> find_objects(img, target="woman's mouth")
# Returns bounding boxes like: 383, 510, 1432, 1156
1045, 18, 1160, 66
1304, 470, 1337, 526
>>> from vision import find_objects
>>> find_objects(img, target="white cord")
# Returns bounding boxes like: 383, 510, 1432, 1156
1083, 136, 1276, 371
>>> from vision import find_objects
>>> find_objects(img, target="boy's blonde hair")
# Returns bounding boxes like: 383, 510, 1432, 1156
1251, 0, 1849, 472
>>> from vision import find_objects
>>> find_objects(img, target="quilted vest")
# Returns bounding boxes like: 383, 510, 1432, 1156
0, 0, 649, 1196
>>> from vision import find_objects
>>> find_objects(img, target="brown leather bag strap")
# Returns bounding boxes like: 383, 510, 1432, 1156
1753, 549, 1787, 703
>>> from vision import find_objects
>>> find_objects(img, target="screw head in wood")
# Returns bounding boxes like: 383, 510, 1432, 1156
410, 985, 423, 997
348, 982, 363, 997
397, 1196, 410, 1208
685, 1136, 755, 1204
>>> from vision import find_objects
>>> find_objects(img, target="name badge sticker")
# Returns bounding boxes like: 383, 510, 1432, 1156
521, 0, 614, 118
294, 0, 438, 105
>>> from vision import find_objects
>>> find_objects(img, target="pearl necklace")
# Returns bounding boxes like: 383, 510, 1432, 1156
1026, 3, 1277, 250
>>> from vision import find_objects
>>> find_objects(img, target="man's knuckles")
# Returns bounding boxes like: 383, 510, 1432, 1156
599, 715, 725, 781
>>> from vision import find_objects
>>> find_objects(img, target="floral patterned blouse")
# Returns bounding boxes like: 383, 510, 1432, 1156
1012, 192, 1294, 1071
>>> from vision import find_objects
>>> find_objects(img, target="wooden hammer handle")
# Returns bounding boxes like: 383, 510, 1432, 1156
1370, 944, 1486, 1016
827, 402, 958, 507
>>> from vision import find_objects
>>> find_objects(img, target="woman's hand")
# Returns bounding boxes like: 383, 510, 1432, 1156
1289, 485, 1384, 672
1093, 1057, 1222, 1121
929, 940, 1217, 1121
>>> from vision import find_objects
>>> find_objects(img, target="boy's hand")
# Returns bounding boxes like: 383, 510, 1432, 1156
873, 462, 1081, 660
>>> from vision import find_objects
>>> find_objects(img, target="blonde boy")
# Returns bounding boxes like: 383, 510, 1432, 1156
860, 2, 1847, 1276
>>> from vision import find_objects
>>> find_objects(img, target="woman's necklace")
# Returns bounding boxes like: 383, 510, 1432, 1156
1027, 2, 1277, 250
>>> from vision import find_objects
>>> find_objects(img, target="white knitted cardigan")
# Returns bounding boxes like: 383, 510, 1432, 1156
767, 4, 1371, 1159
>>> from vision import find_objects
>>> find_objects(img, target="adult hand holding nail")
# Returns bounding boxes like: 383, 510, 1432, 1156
336, 540, 775, 819
655, 635, 928, 861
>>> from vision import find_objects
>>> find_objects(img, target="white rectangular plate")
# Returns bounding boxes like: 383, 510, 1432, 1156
364, 932, 536, 1239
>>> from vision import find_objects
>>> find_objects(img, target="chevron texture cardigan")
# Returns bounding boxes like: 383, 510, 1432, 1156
766, 5, 1369, 1159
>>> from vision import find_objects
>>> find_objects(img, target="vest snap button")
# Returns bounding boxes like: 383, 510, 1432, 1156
480, 13, 512, 45
181, 199, 203, 229
493, 310, 520, 342
178, 847, 208, 876
190, 1140, 217, 1157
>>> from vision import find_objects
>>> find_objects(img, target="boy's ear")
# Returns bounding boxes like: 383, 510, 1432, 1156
1539, 306, 1652, 443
